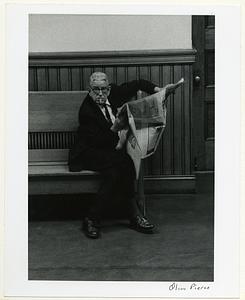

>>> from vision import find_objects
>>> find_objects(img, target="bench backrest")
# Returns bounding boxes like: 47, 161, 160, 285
29, 91, 88, 164
29, 90, 141, 164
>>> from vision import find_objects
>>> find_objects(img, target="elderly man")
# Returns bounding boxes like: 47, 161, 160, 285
69, 72, 162, 239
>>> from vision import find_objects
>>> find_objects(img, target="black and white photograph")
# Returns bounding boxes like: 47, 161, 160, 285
28, 14, 215, 282
3, 3, 241, 299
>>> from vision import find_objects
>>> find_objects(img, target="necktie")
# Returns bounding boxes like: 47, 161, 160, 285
104, 105, 113, 126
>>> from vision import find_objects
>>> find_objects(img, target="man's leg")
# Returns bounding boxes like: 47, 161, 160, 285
116, 154, 139, 218
83, 150, 154, 237
106, 153, 155, 233
88, 166, 121, 220
83, 152, 128, 239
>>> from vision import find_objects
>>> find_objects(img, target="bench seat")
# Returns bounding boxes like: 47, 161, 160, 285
29, 163, 99, 177
29, 163, 101, 196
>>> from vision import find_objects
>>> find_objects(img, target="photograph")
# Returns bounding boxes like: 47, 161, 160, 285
2, 3, 241, 299
28, 14, 214, 282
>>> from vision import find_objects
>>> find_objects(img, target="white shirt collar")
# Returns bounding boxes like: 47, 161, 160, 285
105, 99, 111, 106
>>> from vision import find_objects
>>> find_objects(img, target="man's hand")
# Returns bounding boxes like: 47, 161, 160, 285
153, 86, 162, 93
110, 105, 128, 132
154, 78, 185, 101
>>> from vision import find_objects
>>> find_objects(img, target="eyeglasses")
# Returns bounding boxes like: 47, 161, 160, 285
90, 86, 110, 94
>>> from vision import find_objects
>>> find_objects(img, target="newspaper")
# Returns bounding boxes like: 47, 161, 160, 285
111, 78, 184, 178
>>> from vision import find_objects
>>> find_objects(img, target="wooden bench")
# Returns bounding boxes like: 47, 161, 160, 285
28, 91, 146, 214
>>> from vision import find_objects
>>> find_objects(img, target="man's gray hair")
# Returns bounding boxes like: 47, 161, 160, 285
89, 72, 109, 86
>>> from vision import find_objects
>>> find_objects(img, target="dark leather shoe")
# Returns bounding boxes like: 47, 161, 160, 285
129, 215, 155, 234
83, 217, 100, 239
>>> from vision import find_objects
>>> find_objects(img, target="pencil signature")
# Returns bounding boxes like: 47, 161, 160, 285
169, 282, 210, 291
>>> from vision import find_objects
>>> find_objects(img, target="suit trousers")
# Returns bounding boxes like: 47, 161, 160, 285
87, 150, 137, 220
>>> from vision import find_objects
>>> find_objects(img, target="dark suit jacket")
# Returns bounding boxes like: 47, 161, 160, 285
68, 80, 156, 172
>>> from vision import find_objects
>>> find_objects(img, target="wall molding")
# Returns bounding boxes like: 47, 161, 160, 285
29, 49, 197, 66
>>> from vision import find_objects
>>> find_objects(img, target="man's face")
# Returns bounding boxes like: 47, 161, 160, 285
89, 81, 111, 106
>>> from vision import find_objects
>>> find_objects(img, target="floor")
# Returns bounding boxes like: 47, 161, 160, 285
28, 173, 214, 281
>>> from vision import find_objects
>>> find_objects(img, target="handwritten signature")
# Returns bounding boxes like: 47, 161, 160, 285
169, 282, 210, 291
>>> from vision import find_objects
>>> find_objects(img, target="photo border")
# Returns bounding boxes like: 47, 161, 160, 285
1, 1, 243, 299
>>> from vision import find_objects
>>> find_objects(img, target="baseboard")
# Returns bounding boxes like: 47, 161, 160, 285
144, 176, 196, 194
29, 175, 196, 196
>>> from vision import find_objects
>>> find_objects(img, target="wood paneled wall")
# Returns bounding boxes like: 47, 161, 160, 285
29, 49, 196, 176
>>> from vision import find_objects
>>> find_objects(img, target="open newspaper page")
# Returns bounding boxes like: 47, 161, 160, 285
125, 89, 167, 178
111, 78, 184, 179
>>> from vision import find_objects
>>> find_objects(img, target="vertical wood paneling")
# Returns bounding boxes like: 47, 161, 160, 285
151, 143, 161, 176
48, 67, 58, 91
138, 66, 148, 80
127, 66, 138, 100
170, 65, 175, 174
45, 68, 50, 90
116, 66, 126, 85
82, 67, 92, 90
36, 68, 47, 91
113, 66, 117, 85
104, 67, 114, 84
29, 67, 36, 91
29, 59, 193, 175
59, 68, 70, 90
34, 68, 38, 91
161, 65, 172, 174
125, 66, 128, 83
71, 67, 81, 90
140, 65, 150, 175
150, 65, 160, 86
150, 65, 161, 175
68, 67, 72, 90
139, 66, 149, 99
173, 65, 183, 175
57, 68, 61, 90
94, 66, 103, 73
